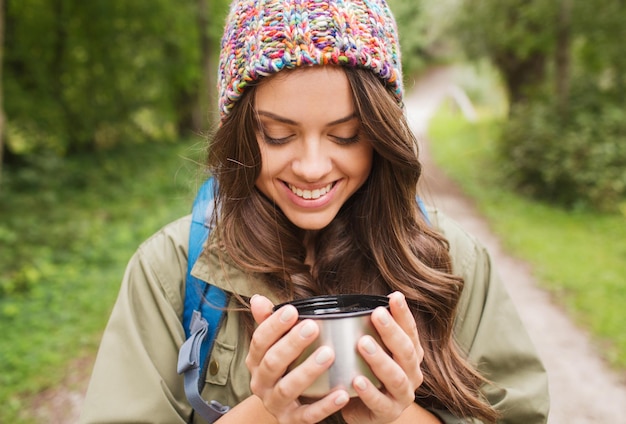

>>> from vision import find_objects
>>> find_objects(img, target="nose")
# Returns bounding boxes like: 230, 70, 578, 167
291, 138, 332, 182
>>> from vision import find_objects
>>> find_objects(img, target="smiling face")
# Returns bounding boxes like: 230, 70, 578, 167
254, 66, 373, 231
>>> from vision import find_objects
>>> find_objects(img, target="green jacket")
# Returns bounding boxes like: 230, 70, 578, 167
80, 209, 549, 423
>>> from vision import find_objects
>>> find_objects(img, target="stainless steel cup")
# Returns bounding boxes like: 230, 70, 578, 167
274, 294, 389, 398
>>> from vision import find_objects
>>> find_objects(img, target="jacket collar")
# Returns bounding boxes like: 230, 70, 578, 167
190, 235, 283, 305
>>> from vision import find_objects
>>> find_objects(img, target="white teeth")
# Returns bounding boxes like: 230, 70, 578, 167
288, 183, 333, 200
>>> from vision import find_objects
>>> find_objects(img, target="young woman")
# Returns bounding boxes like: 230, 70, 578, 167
80, 0, 549, 423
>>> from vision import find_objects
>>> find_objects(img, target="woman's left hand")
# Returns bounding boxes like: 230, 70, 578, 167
341, 291, 425, 424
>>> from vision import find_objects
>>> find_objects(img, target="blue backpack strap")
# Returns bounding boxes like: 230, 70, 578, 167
177, 177, 230, 423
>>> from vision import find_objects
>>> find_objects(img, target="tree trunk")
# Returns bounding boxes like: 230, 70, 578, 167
555, 0, 571, 115
495, 51, 546, 108
197, 0, 215, 130
0, 0, 5, 186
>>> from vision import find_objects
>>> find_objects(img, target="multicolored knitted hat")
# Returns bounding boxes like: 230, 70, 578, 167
218, 0, 403, 120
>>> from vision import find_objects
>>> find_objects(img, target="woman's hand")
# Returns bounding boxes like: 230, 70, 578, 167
341, 291, 426, 424
245, 295, 350, 423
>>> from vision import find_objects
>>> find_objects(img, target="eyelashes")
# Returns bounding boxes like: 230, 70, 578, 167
262, 133, 291, 145
333, 134, 361, 145
261, 133, 361, 146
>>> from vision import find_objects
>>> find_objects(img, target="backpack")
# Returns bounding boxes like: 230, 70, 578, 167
177, 177, 230, 423
177, 177, 431, 423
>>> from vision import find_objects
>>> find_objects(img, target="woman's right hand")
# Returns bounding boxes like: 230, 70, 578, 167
245, 295, 351, 423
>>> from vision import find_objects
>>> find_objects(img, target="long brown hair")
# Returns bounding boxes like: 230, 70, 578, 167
207, 66, 498, 422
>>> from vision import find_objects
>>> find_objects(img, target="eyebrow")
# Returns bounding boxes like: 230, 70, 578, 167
256, 110, 358, 127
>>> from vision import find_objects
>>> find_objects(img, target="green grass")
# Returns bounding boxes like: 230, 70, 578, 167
428, 107, 626, 370
0, 138, 206, 422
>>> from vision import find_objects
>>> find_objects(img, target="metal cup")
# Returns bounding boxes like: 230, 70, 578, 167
274, 294, 389, 398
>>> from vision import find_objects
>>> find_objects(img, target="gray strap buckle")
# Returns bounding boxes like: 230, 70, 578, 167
177, 311, 230, 423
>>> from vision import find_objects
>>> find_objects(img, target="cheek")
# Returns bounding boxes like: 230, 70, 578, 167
255, 137, 267, 169
350, 145, 374, 178
254, 138, 269, 189
254, 142, 291, 194
257, 144, 279, 176
256, 137, 278, 174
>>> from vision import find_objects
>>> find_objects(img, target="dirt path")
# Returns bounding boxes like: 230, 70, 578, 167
29, 355, 92, 423
32, 68, 626, 423
406, 67, 626, 423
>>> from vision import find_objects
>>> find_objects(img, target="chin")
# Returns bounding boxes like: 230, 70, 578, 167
294, 222, 331, 231
288, 215, 334, 231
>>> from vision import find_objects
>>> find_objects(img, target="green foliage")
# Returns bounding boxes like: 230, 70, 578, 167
452, 0, 557, 102
501, 84, 626, 211
387, 0, 464, 78
0, 138, 204, 422
498, 0, 626, 211
387, 0, 428, 77
449, 0, 626, 211
208, 0, 233, 43
428, 108, 626, 370
459, 0, 557, 59
4, 0, 202, 156
573, 0, 626, 80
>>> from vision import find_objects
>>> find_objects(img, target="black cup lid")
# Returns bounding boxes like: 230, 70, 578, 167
273, 294, 389, 319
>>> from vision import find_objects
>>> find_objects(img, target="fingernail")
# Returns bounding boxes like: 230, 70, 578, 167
299, 320, 316, 338
376, 307, 390, 326
334, 392, 349, 405
315, 346, 333, 364
354, 376, 368, 391
280, 306, 296, 323
394, 292, 406, 308
361, 336, 377, 355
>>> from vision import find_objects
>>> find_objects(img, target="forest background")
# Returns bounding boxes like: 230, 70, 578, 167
0, 0, 624, 422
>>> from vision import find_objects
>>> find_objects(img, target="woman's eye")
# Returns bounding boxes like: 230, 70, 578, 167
332, 134, 361, 145
262, 133, 293, 145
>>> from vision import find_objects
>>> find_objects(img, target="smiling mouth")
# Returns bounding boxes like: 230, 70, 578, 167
287, 182, 334, 200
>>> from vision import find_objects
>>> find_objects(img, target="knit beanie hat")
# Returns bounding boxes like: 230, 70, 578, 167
217, 0, 403, 120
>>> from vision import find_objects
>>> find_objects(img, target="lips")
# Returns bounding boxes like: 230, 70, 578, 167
287, 182, 334, 200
